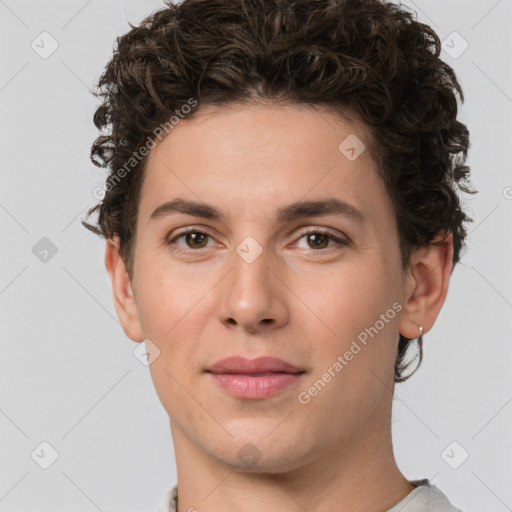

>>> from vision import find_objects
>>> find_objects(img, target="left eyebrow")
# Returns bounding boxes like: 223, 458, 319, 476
148, 197, 366, 225
275, 198, 366, 224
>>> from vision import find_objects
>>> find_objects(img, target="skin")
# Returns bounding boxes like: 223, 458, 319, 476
105, 102, 453, 512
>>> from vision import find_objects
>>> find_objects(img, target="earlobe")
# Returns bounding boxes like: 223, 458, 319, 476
104, 237, 144, 342
398, 232, 454, 340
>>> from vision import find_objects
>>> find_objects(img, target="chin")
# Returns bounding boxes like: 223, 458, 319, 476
213, 449, 305, 474
205, 430, 307, 474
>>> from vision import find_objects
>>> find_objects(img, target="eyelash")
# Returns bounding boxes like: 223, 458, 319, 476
167, 227, 349, 254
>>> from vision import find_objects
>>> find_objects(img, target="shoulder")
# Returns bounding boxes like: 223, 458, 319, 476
155, 484, 178, 512
387, 483, 464, 512
427, 485, 464, 511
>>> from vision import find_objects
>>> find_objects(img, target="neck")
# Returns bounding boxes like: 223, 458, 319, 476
169, 419, 414, 512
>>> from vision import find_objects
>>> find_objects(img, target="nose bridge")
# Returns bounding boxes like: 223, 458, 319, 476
218, 235, 288, 330
230, 238, 273, 305
229, 224, 273, 285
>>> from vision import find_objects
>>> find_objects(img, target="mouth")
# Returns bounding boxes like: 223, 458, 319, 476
206, 355, 304, 375
211, 371, 301, 376
205, 356, 306, 399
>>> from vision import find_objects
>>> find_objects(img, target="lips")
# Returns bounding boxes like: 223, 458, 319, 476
205, 356, 305, 399
206, 356, 304, 375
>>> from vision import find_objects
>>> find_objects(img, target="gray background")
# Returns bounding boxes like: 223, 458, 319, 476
0, 0, 511, 510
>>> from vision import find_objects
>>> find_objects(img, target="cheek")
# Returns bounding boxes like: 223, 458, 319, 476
294, 260, 402, 395
133, 258, 218, 374
133, 255, 194, 337
291, 260, 396, 333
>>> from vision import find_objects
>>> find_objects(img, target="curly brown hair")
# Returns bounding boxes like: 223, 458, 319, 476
82, 0, 476, 382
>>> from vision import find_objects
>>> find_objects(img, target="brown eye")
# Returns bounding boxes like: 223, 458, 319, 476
184, 231, 209, 249
306, 232, 330, 249
295, 229, 348, 251
168, 229, 213, 251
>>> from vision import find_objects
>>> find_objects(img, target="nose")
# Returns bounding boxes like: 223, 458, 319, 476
217, 243, 289, 334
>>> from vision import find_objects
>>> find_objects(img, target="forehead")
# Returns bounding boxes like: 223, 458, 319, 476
138, 102, 392, 227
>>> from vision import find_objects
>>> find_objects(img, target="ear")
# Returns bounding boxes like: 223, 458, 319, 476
104, 236, 144, 342
398, 231, 454, 339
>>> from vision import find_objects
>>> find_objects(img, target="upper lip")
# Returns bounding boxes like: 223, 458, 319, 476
206, 356, 304, 374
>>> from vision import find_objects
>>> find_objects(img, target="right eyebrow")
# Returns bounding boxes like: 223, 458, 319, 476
149, 198, 223, 222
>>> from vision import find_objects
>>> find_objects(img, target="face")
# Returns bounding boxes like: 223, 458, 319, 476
119, 102, 414, 471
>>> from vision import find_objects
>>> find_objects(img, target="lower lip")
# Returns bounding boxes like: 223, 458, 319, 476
208, 372, 304, 399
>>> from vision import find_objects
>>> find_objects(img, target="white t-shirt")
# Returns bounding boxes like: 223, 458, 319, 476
156, 480, 463, 511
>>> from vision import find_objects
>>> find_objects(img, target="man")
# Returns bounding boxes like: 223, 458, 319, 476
83, 0, 475, 510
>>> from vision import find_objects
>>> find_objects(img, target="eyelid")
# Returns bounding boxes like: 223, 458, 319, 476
293, 226, 349, 243
166, 226, 216, 246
